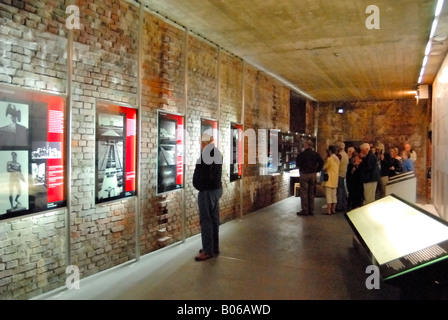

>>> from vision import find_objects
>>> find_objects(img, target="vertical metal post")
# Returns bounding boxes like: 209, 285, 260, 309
240, 59, 245, 219
181, 28, 189, 242
135, 1, 144, 261
65, 21, 74, 268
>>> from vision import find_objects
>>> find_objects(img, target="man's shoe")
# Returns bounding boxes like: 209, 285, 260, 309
297, 211, 308, 216
199, 249, 220, 255
195, 252, 213, 261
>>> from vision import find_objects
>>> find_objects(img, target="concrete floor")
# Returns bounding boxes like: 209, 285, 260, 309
35, 196, 403, 300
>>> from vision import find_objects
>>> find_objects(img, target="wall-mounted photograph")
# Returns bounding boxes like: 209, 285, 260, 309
157, 111, 184, 194
0, 85, 66, 220
0, 102, 29, 147
230, 122, 243, 181
0, 150, 29, 216
95, 101, 137, 204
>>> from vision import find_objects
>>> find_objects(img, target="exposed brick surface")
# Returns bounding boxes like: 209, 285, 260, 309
1, 0, 427, 301
317, 100, 428, 198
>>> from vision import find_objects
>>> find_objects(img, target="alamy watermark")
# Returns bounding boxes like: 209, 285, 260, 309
66, 265, 80, 290
66, 5, 80, 30
64, 4, 380, 30
366, 5, 380, 30
365, 265, 381, 289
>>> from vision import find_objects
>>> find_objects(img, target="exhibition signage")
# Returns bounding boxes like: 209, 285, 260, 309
95, 101, 137, 204
0, 85, 66, 220
157, 111, 184, 194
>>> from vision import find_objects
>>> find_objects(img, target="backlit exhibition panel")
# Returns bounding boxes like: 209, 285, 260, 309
0, 84, 66, 220
95, 101, 137, 204
346, 195, 448, 282
157, 111, 184, 195
230, 122, 243, 182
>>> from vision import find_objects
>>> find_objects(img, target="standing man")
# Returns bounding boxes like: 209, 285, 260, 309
296, 139, 324, 216
359, 143, 380, 205
335, 141, 349, 212
193, 133, 223, 261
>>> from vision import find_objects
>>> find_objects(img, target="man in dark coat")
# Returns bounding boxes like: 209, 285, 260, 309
296, 139, 324, 216
193, 133, 223, 261
359, 143, 380, 205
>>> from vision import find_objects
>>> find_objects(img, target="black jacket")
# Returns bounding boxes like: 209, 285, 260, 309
297, 148, 324, 174
360, 152, 380, 183
193, 143, 223, 191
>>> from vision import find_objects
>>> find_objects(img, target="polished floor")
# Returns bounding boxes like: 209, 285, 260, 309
36, 196, 409, 300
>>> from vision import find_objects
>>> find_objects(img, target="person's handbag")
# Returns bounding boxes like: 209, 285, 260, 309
323, 172, 329, 181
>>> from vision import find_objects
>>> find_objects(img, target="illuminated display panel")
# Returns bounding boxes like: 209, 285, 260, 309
346, 195, 448, 280
230, 122, 243, 182
95, 101, 137, 204
0, 84, 66, 220
157, 111, 184, 195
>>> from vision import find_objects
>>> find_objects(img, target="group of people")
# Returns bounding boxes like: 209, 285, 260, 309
297, 140, 417, 216
192, 135, 417, 261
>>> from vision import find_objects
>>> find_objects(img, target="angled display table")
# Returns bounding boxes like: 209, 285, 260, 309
345, 195, 448, 299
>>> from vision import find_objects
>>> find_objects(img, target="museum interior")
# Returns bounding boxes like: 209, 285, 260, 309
1, 0, 448, 300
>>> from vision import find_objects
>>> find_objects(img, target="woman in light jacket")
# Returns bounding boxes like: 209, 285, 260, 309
323, 145, 340, 215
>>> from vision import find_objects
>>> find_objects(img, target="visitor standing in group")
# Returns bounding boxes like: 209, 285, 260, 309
296, 139, 324, 216
335, 141, 349, 212
359, 143, 380, 205
322, 145, 340, 215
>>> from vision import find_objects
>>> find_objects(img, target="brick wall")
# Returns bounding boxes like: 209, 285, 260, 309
316, 100, 429, 199
0, 0, 68, 300
69, 0, 139, 279
0, 0, 292, 299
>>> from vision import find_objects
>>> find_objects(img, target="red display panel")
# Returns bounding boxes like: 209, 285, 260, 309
230, 122, 243, 181
157, 111, 184, 194
0, 85, 66, 220
95, 102, 137, 204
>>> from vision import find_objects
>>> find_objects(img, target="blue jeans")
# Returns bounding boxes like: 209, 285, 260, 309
198, 188, 223, 255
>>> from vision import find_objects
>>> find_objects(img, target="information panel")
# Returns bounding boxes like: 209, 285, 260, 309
346, 195, 448, 281
95, 101, 137, 204
157, 111, 184, 194
0, 85, 66, 220
230, 122, 243, 182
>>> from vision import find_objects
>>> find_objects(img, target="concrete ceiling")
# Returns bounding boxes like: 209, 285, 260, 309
144, 0, 448, 102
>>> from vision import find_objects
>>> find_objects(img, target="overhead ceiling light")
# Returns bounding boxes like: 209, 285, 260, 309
430, 50, 442, 55
418, 0, 445, 83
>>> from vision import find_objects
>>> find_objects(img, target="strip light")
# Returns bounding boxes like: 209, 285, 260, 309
418, 0, 445, 84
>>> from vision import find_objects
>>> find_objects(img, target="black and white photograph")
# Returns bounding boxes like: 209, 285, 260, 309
230, 122, 242, 182
96, 112, 125, 202
29, 161, 48, 212
0, 102, 29, 147
31, 141, 62, 159
157, 115, 178, 194
0, 150, 29, 216
159, 117, 177, 145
